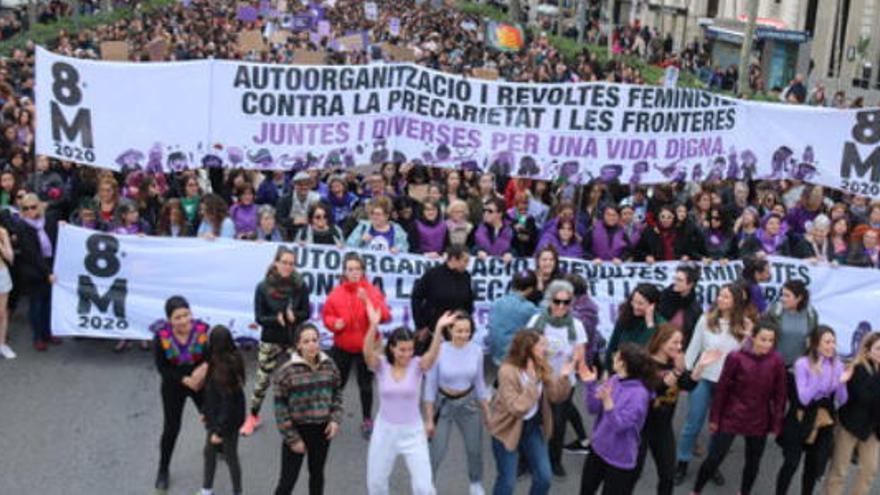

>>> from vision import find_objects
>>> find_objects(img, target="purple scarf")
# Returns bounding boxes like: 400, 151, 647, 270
756, 227, 784, 254
23, 216, 52, 258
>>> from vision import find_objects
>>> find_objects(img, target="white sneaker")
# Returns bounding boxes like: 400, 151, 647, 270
0, 344, 16, 359
469, 482, 485, 495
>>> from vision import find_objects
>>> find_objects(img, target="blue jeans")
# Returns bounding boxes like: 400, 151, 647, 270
676, 379, 715, 463
28, 293, 52, 343
492, 415, 551, 495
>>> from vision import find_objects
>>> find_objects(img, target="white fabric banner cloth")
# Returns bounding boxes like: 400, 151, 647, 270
52, 224, 880, 355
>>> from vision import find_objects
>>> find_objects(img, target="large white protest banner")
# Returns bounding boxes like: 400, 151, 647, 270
52, 224, 880, 355
35, 48, 880, 197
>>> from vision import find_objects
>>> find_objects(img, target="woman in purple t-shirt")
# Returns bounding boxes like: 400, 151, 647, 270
362, 303, 455, 495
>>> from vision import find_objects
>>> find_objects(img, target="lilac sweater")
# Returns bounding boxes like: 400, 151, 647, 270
793, 356, 849, 407
585, 376, 651, 469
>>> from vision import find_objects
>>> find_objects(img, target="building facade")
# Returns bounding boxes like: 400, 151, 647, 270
811, 0, 880, 100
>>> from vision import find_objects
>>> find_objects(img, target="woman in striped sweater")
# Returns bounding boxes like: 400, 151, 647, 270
273, 323, 343, 495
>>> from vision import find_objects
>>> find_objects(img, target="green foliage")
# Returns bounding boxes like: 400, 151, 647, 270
454, 0, 508, 21
0, 0, 175, 55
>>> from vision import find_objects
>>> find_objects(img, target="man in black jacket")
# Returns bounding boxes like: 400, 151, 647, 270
410, 244, 474, 354
658, 264, 702, 345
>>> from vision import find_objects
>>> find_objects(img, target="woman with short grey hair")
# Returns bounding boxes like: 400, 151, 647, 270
526, 279, 588, 477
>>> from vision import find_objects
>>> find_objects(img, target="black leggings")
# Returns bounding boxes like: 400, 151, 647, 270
580, 450, 637, 494
775, 424, 834, 495
159, 381, 204, 472
203, 431, 242, 493
550, 388, 587, 465
275, 423, 331, 495
694, 432, 767, 494
633, 418, 677, 495
331, 347, 373, 420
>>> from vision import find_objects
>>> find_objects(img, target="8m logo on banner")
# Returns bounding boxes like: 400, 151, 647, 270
77, 234, 128, 331
50, 62, 95, 163
841, 110, 880, 195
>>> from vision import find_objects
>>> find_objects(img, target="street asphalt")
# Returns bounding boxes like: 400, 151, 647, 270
1, 314, 877, 494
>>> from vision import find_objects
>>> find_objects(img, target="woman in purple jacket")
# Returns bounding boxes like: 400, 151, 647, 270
412, 200, 447, 258
690, 319, 787, 495
474, 197, 514, 261
583, 205, 631, 263
535, 218, 583, 259
578, 343, 656, 494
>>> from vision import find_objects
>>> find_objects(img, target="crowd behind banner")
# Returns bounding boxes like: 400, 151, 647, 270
35, 47, 877, 199
52, 223, 880, 357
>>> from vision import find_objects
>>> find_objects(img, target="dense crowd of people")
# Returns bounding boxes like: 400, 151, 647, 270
1, 1, 880, 495
141, 247, 880, 495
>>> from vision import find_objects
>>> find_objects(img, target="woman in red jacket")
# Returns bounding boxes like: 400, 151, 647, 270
322, 252, 391, 439
689, 318, 787, 495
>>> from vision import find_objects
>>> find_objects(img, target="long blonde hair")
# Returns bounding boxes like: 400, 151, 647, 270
705, 284, 748, 340
853, 332, 880, 375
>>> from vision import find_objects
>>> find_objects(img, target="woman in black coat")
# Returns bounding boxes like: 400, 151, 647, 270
15, 193, 59, 351
241, 246, 311, 436
634, 204, 705, 262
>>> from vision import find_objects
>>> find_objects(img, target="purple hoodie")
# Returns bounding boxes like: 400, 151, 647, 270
585, 376, 651, 469
416, 219, 447, 254
588, 220, 630, 260
229, 203, 257, 236
474, 222, 513, 256
535, 230, 584, 258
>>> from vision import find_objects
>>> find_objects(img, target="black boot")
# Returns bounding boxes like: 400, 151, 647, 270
711, 469, 725, 486
674, 461, 687, 486
154, 469, 169, 491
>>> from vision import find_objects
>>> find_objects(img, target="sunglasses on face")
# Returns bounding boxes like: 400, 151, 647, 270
552, 298, 572, 306
21, 204, 37, 211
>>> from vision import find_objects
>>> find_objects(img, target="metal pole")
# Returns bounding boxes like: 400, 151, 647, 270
576, 0, 586, 44
833, 0, 845, 92
606, 0, 614, 58
659, 0, 666, 35
737, 0, 759, 97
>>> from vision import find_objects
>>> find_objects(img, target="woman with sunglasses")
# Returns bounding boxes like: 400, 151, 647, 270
474, 197, 514, 261
295, 202, 344, 247
16, 193, 59, 352
526, 279, 588, 478
634, 204, 701, 263
701, 206, 737, 262
240, 247, 311, 436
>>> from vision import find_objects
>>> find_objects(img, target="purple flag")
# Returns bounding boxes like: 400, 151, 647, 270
236, 5, 258, 22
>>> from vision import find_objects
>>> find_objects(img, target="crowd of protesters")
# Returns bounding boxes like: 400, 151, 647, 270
0, 1, 879, 495
146, 246, 880, 495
